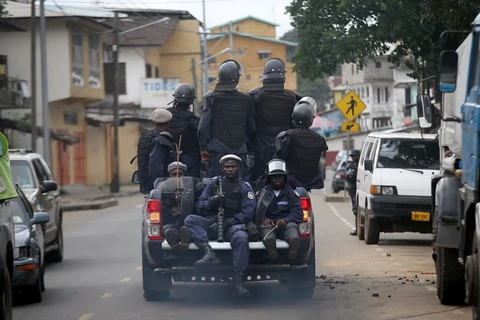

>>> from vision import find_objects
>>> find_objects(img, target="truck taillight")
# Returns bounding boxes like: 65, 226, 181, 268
146, 199, 162, 240
300, 197, 312, 238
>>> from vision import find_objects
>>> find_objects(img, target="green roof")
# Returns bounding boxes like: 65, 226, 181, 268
209, 15, 279, 30
207, 32, 298, 47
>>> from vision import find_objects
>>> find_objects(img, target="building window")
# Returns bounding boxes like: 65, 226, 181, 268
405, 87, 411, 105
361, 87, 364, 97
104, 62, 126, 95
351, 64, 354, 75
146, 64, 152, 78
375, 61, 381, 68
246, 74, 251, 80
236, 26, 239, 31
71, 29, 84, 86
356, 65, 359, 74
88, 34, 101, 88
385, 87, 389, 102
258, 50, 271, 60
366, 86, 369, 98
377, 87, 381, 103
155, 66, 159, 78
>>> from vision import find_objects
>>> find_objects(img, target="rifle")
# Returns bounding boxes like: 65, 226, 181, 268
217, 177, 225, 242
174, 135, 183, 211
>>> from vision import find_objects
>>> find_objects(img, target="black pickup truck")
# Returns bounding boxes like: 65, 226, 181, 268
136, 175, 316, 300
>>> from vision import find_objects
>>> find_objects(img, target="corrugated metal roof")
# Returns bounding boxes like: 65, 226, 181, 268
207, 32, 297, 47
4, 1, 126, 18
209, 16, 279, 30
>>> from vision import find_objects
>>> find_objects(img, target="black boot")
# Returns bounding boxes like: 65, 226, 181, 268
178, 226, 190, 252
195, 244, 220, 266
232, 273, 250, 297
349, 230, 357, 236
263, 237, 279, 260
287, 237, 301, 260
164, 228, 179, 251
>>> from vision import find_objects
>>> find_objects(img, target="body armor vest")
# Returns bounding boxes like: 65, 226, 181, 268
286, 128, 326, 186
255, 89, 296, 139
210, 91, 251, 149
215, 177, 242, 217
136, 129, 161, 188
167, 107, 199, 153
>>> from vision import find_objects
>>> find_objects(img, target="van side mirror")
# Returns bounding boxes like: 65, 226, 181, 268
416, 94, 433, 129
131, 170, 139, 184
364, 159, 373, 172
41, 180, 58, 193
439, 50, 458, 93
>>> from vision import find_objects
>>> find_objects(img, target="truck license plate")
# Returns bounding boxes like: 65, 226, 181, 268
411, 211, 430, 222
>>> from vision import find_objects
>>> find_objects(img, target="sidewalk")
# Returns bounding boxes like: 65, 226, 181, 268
60, 184, 140, 212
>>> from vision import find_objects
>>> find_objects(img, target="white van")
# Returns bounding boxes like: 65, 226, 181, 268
355, 132, 439, 244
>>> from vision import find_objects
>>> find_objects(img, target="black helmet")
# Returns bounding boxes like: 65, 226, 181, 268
349, 149, 361, 157
266, 159, 288, 176
173, 83, 195, 106
263, 58, 286, 83
218, 59, 241, 85
292, 97, 316, 128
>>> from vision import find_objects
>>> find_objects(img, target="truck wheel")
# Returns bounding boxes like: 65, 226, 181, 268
469, 231, 480, 319
287, 248, 315, 298
357, 211, 365, 241
46, 224, 64, 263
25, 272, 42, 303
0, 262, 12, 320
364, 208, 380, 245
142, 250, 171, 301
436, 246, 465, 305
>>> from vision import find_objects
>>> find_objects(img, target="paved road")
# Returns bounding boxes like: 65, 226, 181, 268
13, 172, 471, 320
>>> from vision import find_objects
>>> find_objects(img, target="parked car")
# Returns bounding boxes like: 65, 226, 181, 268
356, 133, 440, 244
0, 133, 18, 319
11, 185, 49, 303
9, 149, 63, 263
331, 167, 346, 193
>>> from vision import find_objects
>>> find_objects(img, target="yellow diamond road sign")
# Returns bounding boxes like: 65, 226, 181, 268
341, 122, 360, 133
336, 90, 367, 121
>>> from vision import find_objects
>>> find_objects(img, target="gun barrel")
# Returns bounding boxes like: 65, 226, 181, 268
217, 177, 225, 242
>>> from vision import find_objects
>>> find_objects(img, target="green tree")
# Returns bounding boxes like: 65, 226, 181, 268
286, 0, 480, 80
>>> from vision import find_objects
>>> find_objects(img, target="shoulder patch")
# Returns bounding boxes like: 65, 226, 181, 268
244, 181, 252, 188
247, 191, 254, 200
294, 190, 300, 198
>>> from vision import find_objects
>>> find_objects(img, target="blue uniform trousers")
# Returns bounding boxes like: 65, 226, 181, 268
184, 215, 249, 273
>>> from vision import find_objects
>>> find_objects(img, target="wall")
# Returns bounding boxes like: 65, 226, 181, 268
118, 47, 146, 105
211, 19, 276, 39
85, 124, 108, 185
118, 121, 140, 185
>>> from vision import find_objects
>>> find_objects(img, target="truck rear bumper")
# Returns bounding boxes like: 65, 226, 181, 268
161, 240, 290, 251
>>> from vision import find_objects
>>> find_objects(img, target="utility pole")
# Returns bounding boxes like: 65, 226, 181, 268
110, 11, 120, 193
40, 0, 50, 166
30, 0, 37, 151
201, 0, 209, 95
191, 57, 198, 112
228, 21, 233, 59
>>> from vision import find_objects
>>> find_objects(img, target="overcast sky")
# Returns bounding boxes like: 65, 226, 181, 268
55, 0, 295, 38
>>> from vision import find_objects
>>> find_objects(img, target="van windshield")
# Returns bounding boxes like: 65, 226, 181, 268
377, 139, 440, 170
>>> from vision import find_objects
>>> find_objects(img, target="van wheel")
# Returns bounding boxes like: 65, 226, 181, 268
364, 208, 380, 245
46, 224, 63, 263
356, 211, 364, 241
436, 246, 465, 305
0, 262, 12, 320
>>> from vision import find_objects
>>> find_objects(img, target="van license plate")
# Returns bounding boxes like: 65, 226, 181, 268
411, 211, 430, 222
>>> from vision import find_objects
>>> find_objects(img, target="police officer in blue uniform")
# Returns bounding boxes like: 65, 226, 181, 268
248, 58, 301, 181
184, 154, 256, 297
197, 60, 256, 181
257, 159, 303, 260
345, 150, 360, 236
275, 97, 328, 190
167, 83, 201, 178
156, 161, 206, 251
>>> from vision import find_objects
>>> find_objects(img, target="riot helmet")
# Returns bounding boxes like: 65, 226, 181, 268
173, 83, 195, 106
263, 58, 286, 83
292, 97, 316, 128
266, 159, 288, 176
217, 59, 241, 86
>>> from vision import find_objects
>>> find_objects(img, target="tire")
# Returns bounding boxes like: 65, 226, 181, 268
356, 210, 365, 241
364, 208, 380, 245
471, 232, 480, 319
0, 264, 12, 320
40, 264, 45, 292
46, 224, 63, 263
25, 270, 42, 304
436, 246, 465, 305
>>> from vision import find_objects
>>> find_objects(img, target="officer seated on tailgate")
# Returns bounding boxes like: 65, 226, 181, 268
184, 154, 256, 297
257, 159, 303, 261
154, 161, 205, 252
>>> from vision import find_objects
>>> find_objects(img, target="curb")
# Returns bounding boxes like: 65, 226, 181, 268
86, 190, 139, 202
63, 199, 119, 212
324, 195, 351, 203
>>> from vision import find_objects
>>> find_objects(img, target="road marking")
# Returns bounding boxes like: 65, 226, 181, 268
375, 248, 384, 252
135, 204, 143, 208
79, 315, 93, 320
327, 203, 355, 229
136, 266, 142, 270
425, 286, 436, 291
121, 277, 132, 282
102, 292, 114, 298
453, 310, 464, 314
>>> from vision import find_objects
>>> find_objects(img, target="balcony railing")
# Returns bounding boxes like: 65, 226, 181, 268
0, 79, 31, 109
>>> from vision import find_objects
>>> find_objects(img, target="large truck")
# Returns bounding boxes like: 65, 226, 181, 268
416, 13, 480, 317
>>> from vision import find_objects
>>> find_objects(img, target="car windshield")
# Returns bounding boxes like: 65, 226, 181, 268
377, 139, 440, 169
11, 198, 30, 225
10, 160, 37, 188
